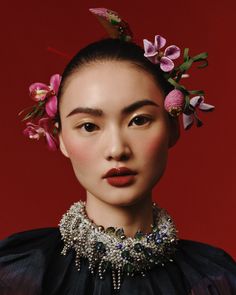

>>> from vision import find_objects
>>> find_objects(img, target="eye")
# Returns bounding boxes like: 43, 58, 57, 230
77, 122, 98, 132
129, 115, 152, 127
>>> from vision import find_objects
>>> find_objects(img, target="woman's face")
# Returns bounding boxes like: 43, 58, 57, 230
58, 61, 176, 206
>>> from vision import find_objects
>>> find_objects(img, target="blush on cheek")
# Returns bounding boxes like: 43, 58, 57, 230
64, 136, 95, 163
144, 136, 167, 158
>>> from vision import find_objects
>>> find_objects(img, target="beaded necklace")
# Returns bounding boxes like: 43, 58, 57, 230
59, 201, 179, 291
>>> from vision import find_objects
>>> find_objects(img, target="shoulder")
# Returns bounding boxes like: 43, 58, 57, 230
0, 227, 60, 247
177, 238, 236, 268
0, 227, 62, 294
175, 239, 236, 293
0, 226, 61, 246
178, 238, 235, 258
0, 227, 62, 260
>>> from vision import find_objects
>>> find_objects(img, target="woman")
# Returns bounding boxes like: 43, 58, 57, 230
0, 7, 235, 295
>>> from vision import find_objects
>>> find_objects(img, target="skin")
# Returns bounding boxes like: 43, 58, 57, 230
58, 60, 179, 237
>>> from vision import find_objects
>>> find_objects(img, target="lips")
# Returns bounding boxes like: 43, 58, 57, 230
103, 167, 137, 178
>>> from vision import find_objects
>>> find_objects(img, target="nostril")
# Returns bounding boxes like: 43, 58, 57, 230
120, 154, 130, 161
107, 152, 130, 162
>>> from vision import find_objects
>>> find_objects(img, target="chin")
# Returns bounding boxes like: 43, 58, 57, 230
100, 189, 150, 208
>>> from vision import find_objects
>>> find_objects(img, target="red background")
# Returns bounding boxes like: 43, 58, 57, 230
1, 1, 235, 258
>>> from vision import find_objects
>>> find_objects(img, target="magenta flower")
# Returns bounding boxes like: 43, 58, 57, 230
23, 117, 59, 151
29, 74, 61, 118
183, 96, 215, 130
143, 35, 180, 72
164, 89, 185, 116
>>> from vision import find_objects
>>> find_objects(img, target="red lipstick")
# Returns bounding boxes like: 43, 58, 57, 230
103, 167, 137, 187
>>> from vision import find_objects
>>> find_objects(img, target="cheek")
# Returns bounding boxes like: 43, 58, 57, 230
63, 133, 97, 165
141, 133, 168, 160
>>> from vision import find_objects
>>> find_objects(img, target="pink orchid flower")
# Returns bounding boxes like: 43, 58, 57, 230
29, 74, 61, 118
183, 96, 215, 130
143, 35, 180, 72
23, 117, 59, 151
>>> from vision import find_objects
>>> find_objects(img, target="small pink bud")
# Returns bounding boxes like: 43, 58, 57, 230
164, 89, 185, 117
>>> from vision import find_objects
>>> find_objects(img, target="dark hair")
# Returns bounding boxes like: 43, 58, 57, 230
55, 38, 173, 131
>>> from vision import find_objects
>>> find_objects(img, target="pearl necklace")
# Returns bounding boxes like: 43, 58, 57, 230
59, 201, 179, 291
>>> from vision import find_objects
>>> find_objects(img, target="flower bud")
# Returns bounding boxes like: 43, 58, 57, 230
164, 89, 185, 117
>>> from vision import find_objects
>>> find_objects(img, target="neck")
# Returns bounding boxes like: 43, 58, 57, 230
85, 192, 154, 238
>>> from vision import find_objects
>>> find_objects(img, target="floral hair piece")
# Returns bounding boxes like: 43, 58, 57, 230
19, 7, 215, 151
18, 74, 61, 151
143, 35, 215, 129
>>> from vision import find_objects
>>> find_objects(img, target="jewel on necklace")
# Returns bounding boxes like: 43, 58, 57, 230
59, 201, 179, 291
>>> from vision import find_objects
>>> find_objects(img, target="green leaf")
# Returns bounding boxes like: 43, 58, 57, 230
184, 48, 189, 61
22, 111, 35, 121
192, 52, 208, 62
167, 78, 187, 93
35, 108, 45, 118
167, 78, 181, 88
188, 90, 205, 96
197, 60, 208, 69
178, 59, 193, 72
38, 101, 45, 107
22, 105, 41, 121
183, 95, 190, 111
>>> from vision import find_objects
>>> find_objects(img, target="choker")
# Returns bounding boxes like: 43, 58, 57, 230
59, 201, 179, 291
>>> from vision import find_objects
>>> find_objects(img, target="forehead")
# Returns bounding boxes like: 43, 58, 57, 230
60, 61, 164, 115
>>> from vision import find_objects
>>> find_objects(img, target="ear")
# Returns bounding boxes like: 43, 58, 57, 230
55, 123, 70, 158
168, 116, 180, 148
58, 134, 70, 158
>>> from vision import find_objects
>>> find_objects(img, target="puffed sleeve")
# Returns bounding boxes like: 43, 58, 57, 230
176, 239, 236, 295
0, 227, 61, 295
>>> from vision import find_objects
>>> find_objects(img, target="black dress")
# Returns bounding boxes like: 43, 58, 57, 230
0, 227, 235, 295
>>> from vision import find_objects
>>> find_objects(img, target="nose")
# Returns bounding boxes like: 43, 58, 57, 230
104, 129, 132, 162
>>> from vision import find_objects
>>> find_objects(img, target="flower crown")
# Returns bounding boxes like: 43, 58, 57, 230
19, 7, 215, 151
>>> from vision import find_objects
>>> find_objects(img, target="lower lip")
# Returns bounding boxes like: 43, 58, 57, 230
105, 174, 136, 187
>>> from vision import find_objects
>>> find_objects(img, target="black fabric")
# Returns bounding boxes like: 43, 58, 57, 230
0, 227, 235, 295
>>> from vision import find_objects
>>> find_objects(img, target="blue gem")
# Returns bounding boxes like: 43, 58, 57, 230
116, 243, 123, 249
155, 233, 162, 244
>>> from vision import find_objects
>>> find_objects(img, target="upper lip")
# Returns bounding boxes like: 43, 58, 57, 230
103, 167, 137, 178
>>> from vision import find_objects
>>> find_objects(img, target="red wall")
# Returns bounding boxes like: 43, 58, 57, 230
1, 0, 235, 258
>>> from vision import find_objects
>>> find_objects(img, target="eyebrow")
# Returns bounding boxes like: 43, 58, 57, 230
66, 99, 160, 118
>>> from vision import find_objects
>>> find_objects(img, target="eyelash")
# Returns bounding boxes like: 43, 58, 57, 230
76, 115, 153, 133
